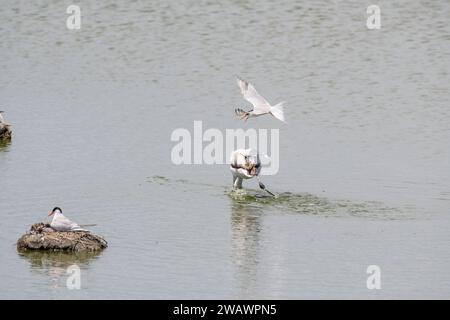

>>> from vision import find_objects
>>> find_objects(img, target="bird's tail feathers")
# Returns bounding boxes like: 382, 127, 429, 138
270, 102, 286, 123
72, 227, 89, 232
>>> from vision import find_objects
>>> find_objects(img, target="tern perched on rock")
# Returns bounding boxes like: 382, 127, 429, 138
235, 77, 285, 123
230, 149, 275, 196
48, 207, 89, 232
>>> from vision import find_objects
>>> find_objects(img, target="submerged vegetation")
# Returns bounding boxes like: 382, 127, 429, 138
148, 175, 406, 220
228, 188, 404, 219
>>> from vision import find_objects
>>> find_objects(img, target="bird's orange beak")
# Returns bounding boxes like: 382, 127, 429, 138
48, 211, 54, 216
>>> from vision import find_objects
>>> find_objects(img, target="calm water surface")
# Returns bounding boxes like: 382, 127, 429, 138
0, 0, 449, 299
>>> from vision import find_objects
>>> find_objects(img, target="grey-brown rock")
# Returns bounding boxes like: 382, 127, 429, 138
17, 223, 108, 252
0, 123, 12, 140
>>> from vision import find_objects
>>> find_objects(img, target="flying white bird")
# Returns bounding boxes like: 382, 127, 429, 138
48, 207, 89, 232
235, 77, 285, 123
230, 149, 275, 196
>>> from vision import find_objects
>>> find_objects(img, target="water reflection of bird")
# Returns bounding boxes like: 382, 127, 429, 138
48, 207, 89, 232
230, 200, 263, 296
235, 77, 285, 123
18, 250, 101, 290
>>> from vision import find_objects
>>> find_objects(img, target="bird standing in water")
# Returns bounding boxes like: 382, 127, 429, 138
230, 149, 275, 196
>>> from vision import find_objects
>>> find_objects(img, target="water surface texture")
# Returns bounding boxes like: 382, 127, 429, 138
0, 1, 449, 299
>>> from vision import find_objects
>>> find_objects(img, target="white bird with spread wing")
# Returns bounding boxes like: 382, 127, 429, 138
235, 77, 285, 123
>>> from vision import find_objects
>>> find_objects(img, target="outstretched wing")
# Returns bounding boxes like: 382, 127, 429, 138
237, 77, 271, 114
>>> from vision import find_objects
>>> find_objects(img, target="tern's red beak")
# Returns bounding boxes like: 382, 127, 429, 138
48, 211, 54, 216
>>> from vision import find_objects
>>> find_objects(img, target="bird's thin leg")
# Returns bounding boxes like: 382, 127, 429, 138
233, 176, 243, 189
239, 112, 248, 120
232, 174, 238, 189
235, 108, 251, 121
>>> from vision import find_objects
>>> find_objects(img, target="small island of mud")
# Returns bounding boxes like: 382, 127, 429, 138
17, 223, 107, 252
0, 123, 12, 140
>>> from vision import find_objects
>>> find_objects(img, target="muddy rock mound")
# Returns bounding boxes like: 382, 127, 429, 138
0, 123, 12, 140
17, 223, 108, 252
